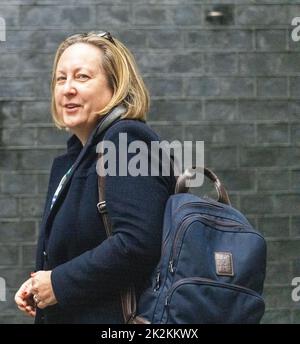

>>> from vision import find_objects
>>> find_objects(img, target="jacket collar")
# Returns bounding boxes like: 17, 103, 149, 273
66, 104, 127, 155
66, 134, 82, 155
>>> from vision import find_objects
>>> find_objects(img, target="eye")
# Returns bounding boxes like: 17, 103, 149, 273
56, 76, 66, 82
76, 74, 89, 80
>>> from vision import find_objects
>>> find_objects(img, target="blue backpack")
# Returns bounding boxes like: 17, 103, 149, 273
133, 167, 267, 324
97, 112, 267, 324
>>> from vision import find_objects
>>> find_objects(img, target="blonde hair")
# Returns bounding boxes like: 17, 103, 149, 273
51, 32, 150, 129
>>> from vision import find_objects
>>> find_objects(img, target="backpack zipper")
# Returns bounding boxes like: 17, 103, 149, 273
164, 276, 264, 308
168, 214, 251, 275
153, 215, 192, 291
176, 201, 224, 212
168, 215, 199, 274
176, 201, 248, 226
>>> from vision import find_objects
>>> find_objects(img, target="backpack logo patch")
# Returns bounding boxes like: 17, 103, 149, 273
215, 252, 234, 276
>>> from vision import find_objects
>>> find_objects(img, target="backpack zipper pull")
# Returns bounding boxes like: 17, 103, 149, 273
169, 259, 174, 273
165, 295, 169, 308
154, 271, 161, 291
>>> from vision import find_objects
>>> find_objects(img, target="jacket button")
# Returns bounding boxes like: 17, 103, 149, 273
43, 251, 48, 260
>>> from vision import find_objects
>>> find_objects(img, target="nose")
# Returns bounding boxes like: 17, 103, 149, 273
62, 78, 77, 97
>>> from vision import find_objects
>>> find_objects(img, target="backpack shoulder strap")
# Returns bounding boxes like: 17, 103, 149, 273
96, 108, 148, 324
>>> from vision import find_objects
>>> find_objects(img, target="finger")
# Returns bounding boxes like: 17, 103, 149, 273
17, 300, 27, 308
21, 280, 31, 293
18, 307, 31, 316
25, 305, 34, 312
18, 304, 31, 315
15, 294, 23, 304
25, 307, 35, 317
29, 310, 36, 317
20, 291, 29, 300
17, 304, 26, 312
23, 285, 31, 294
30, 277, 38, 291
15, 297, 26, 307
15, 289, 25, 300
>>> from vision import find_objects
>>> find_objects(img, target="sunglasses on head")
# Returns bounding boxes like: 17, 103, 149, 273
68, 31, 116, 45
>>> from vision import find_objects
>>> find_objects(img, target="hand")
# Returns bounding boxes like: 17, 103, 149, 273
14, 278, 36, 317
30, 270, 57, 309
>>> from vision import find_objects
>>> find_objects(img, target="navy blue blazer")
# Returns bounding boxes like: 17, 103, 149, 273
35, 115, 176, 324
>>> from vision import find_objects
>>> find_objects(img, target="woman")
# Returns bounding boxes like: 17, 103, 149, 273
14, 31, 176, 323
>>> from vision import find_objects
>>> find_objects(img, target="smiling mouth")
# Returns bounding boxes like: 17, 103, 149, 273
65, 108, 81, 116
65, 104, 81, 109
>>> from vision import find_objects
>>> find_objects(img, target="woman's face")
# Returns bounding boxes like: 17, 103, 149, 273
54, 42, 113, 142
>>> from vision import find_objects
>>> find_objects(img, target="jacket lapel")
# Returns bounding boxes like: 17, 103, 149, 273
42, 128, 96, 231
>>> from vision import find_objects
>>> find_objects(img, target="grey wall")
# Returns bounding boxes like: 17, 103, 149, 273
0, 0, 299, 324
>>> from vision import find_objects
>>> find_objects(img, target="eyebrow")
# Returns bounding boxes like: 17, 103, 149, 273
56, 67, 94, 75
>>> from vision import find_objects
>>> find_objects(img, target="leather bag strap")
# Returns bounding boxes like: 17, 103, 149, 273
97, 157, 139, 323
95, 106, 146, 323
175, 166, 231, 205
